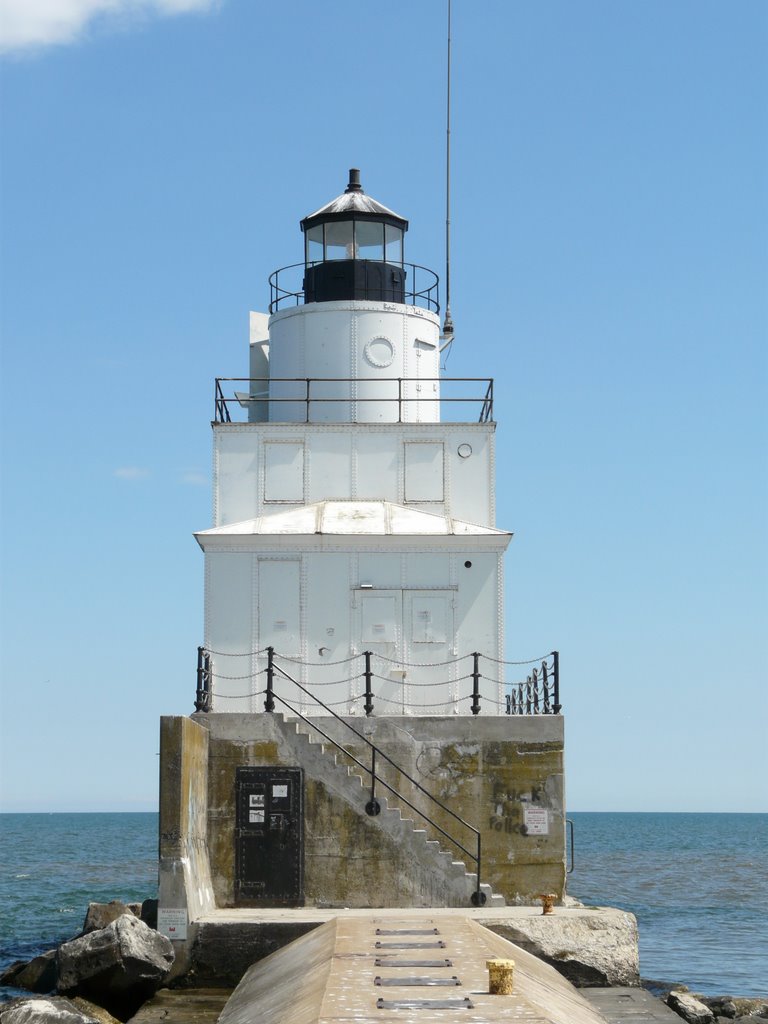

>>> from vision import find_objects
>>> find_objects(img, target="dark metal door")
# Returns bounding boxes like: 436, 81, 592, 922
235, 766, 304, 906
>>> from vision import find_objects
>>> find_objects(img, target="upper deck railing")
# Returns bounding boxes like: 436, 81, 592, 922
213, 377, 494, 424
269, 260, 440, 315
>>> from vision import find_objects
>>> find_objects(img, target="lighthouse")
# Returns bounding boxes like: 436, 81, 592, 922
158, 171, 564, 955
194, 169, 513, 716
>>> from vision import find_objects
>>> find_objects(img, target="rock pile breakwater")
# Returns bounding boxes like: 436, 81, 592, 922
659, 987, 768, 1024
0, 901, 171, 1022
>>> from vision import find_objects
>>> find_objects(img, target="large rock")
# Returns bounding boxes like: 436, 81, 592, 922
81, 902, 138, 935
70, 999, 122, 1024
666, 990, 715, 1023
0, 950, 57, 994
487, 907, 640, 987
0, 997, 101, 1024
13, 949, 58, 993
56, 914, 174, 1018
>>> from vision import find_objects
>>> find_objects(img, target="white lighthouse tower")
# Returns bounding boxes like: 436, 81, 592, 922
158, 170, 565, 939
194, 169, 512, 717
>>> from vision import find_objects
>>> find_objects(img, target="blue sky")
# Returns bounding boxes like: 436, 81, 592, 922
0, 0, 766, 813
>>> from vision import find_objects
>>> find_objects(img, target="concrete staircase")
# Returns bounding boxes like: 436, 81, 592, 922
276, 713, 506, 908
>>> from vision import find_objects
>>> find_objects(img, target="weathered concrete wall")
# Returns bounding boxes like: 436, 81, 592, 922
199, 712, 477, 909
158, 716, 215, 975
192, 711, 565, 907
315, 715, 566, 903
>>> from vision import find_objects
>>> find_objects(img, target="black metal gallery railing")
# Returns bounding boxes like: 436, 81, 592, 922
269, 260, 440, 315
213, 377, 494, 424
194, 647, 560, 718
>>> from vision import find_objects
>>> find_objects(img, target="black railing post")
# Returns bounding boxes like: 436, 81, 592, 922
366, 747, 381, 816
265, 646, 275, 712
552, 650, 561, 714
470, 832, 486, 906
532, 667, 539, 713
364, 651, 374, 717
471, 653, 481, 715
195, 646, 210, 712
542, 661, 551, 713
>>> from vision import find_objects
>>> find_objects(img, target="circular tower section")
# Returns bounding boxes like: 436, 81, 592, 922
268, 169, 441, 423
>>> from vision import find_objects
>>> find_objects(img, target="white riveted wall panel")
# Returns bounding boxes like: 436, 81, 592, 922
404, 442, 444, 502
357, 553, 402, 589
258, 559, 301, 656
308, 433, 352, 501
404, 553, 451, 588
214, 431, 259, 526
264, 442, 304, 502
355, 433, 399, 500
206, 552, 252, 707
304, 553, 355, 711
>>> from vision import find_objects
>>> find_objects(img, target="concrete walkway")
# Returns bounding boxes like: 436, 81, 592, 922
217, 912, 611, 1023
582, 988, 682, 1023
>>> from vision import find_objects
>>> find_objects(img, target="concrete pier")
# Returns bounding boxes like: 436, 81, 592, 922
183, 904, 638, 989
213, 911, 609, 1023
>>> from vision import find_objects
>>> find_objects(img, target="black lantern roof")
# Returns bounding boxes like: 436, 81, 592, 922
300, 169, 408, 232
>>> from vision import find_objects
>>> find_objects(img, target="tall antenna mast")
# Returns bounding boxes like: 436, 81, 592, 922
442, 0, 455, 345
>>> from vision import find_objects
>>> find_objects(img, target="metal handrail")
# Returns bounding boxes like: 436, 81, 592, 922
268, 651, 487, 906
213, 376, 495, 424
268, 260, 440, 315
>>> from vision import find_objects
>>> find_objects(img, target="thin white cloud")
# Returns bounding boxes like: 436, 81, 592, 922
113, 466, 150, 480
0, 0, 220, 54
180, 470, 208, 486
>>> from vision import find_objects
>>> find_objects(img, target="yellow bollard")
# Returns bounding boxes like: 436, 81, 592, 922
487, 958, 515, 995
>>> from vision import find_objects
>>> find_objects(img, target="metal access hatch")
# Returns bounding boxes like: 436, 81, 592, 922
235, 766, 304, 906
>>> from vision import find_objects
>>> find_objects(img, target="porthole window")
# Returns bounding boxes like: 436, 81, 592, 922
458, 443, 473, 459
364, 337, 395, 368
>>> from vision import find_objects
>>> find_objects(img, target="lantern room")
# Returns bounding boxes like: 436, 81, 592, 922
300, 168, 409, 305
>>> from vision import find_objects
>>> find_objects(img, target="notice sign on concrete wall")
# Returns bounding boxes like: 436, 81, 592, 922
523, 806, 549, 835
158, 908, 188, 940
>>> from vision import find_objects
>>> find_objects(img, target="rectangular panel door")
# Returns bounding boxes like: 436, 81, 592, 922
359, 590, 404, 713
403, 591, 455, 714
235, 766, 304, 906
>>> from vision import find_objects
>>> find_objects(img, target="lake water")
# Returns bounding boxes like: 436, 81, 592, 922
1, 810, 765, 1001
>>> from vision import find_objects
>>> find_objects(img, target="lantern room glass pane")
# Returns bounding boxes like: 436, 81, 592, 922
324, 220, 354, 260
306, 224, 323, 264
385, 224, 404, 264
356, 221, 385, 261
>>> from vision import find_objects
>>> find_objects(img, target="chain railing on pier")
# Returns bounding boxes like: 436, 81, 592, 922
194, 647, 560, 717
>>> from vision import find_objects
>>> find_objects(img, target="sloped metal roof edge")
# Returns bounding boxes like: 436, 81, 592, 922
194, 500, 511, 540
